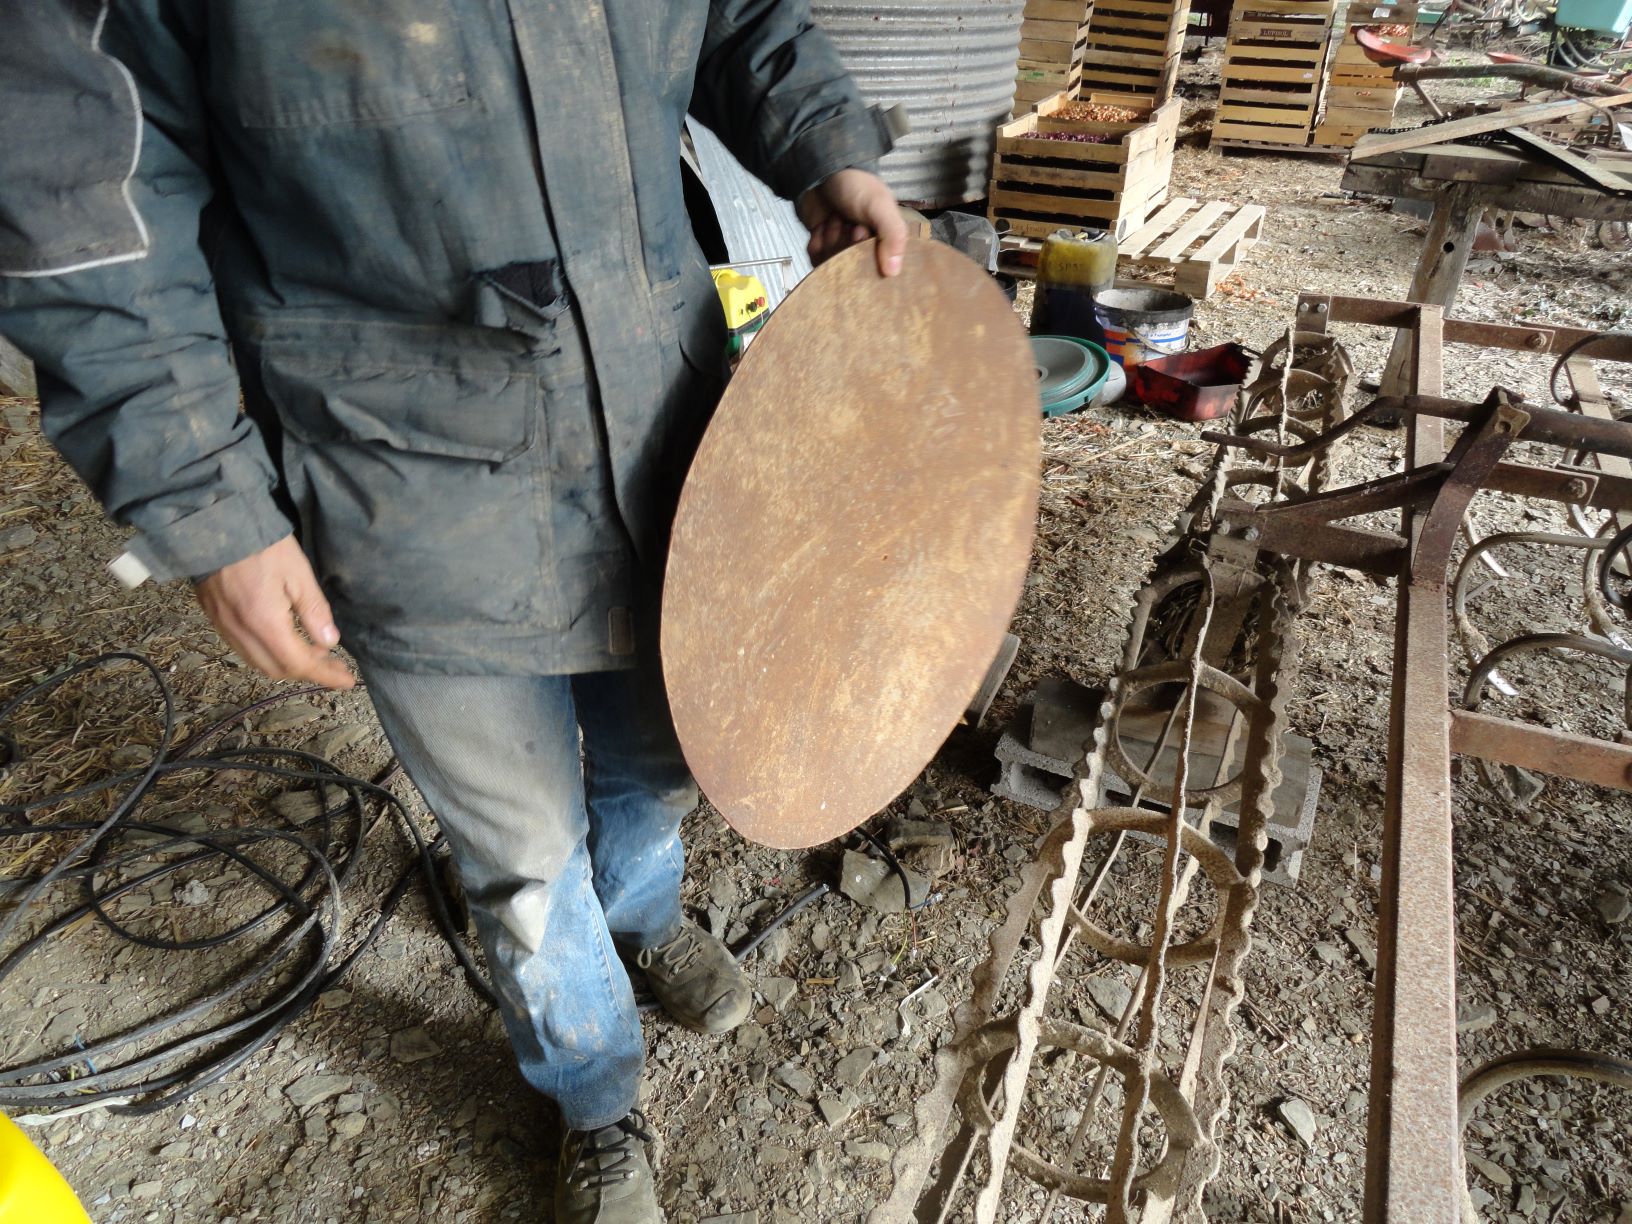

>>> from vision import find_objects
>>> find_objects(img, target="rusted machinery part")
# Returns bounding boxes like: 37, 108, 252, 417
1459, 1046, 1632, 1121
1244, 368, 1339, 426
1549, 334, 1632, 410
954, 1017, 1203, 1203
1598, 519, 1632, 611
1582, 520, 1630, 645
1398, 61, 1630, 97
1253, 329, 1356, 391
1549, 338, 1632, 541
870, 669, 1125, 1224
1593, 219, 1632, 252
1101, 557, 1224, 1217
1463, 630, 1632, 728
1170, 556, 1300, 1218
663, 237, 1040, 850
1451, 527, 1612, 663
1063, 807, 1249, 968
1124, 560, 1210, 672
1224, 467, 1314, 504
871, 393, 1313, 1222
1450, 529, 1625, 807
1105, 659, 1266, 809
1457, 1047, 1632, 1223
1462, 629, 1632, 805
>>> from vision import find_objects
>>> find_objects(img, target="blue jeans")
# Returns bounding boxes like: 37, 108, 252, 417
361, 659, 693, 1131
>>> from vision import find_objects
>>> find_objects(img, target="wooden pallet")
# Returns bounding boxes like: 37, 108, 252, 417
1117, 198, 1268, 296
995, 198, 1266, 297
990, 99, 1182, 241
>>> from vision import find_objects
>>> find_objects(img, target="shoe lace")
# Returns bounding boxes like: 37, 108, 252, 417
569, 1110, 655, 1192
638, 928, 701, 976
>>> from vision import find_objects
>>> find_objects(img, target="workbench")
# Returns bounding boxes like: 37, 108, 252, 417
1342, 136, 1632, 394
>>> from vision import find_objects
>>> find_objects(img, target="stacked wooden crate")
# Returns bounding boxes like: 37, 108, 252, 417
1074, 0, 1193, 105
1312, 2, 1417, 147
1211, 0, 1339, 149
1014, 0, 1095, 118
989, 95, 1183, 241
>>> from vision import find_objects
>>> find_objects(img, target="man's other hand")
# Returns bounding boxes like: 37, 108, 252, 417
195, 535, 356, 690
796, 168, 907, 277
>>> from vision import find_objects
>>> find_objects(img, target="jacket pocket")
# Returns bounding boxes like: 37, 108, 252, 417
268, 349, 537, 462
220, 0, 474, 131
259, 336, 564, 635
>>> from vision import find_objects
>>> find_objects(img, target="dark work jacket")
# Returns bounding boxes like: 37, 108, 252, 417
0, 0, 895, 673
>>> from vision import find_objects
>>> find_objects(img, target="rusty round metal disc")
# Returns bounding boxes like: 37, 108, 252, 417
662, 238, 1040, 849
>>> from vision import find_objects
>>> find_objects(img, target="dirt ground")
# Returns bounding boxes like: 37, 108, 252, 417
2, 42, 1631, 1224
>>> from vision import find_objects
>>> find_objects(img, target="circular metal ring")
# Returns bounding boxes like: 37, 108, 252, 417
1106, 660, 1266, 808
1066, 806, 1248, 967
956, 1015, 1202, 1203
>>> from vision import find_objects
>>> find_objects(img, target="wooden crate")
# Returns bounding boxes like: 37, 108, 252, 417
1075, 50, 1182, 101
1074, 0, 1192, 104
1212, 0, 1336, 148
990, 99, 1182, 241
1014, 0, 1094, 117
1311, 0, 1415, 147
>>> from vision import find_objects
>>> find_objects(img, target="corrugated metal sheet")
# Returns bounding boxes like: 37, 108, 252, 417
811, 0, 1025, 208
686, 120, 813, 311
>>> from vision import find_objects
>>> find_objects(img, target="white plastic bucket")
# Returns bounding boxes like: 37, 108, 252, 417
1094, 287, 1195, 368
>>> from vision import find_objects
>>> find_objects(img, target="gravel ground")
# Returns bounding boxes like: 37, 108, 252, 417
1, 46, 1630, 1224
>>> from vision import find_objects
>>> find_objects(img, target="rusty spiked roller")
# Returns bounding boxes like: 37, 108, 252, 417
663, 238, 1041, 848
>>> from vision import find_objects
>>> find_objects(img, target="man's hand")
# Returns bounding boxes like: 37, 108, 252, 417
195, 535, 355, 690
796, 168, 908, 277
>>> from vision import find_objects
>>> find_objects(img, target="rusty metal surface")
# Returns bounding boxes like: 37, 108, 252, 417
868, 292, 1632, 1221
872, 325, 1330, 1223
1270, 295, 1632, 1222
663, 238, 1039, 849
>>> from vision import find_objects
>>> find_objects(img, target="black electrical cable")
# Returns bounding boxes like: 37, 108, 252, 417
856, 825, 934, 911
0, 652, 494, 1116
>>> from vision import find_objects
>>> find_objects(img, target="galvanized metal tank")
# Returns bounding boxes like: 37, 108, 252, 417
810, 0, 1025, 208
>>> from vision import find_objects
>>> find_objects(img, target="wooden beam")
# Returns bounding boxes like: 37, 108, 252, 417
1350, 92, 1632, 159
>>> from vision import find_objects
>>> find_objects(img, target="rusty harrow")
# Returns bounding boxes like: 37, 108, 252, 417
871, 329, 1348, 1222
877, 294, 1632, 1222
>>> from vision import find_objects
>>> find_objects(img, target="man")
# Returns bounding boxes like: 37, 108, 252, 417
0, 2, 906, 1219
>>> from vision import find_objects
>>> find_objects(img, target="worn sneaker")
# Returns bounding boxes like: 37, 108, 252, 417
635, 922, 752, 1035
556, 1110, 663, 1224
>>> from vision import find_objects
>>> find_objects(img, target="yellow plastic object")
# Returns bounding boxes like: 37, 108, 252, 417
1035, 227, 1118, 290
710, 268, 769, 335
0, 1114, 92, 1224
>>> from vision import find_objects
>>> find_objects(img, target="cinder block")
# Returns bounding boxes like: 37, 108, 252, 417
991, 677, 1321, 886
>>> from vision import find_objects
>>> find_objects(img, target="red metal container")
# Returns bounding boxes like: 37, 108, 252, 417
1127, 343, 1254, 422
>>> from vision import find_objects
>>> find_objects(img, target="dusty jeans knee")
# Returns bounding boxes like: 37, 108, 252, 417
361, 661, 694, 1131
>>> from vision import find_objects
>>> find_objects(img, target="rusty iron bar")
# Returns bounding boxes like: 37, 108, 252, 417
1450, 710, 1632, 792
1222, 294, 1632, 1223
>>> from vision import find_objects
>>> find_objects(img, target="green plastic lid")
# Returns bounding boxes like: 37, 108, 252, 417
1032, 335, 1111, 414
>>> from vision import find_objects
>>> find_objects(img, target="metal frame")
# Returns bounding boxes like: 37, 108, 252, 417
874, 292, 1632, 1223
1216, 293, 1632, 1221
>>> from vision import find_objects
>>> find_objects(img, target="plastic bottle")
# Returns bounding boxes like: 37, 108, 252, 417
1030, 227, 1118, 347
